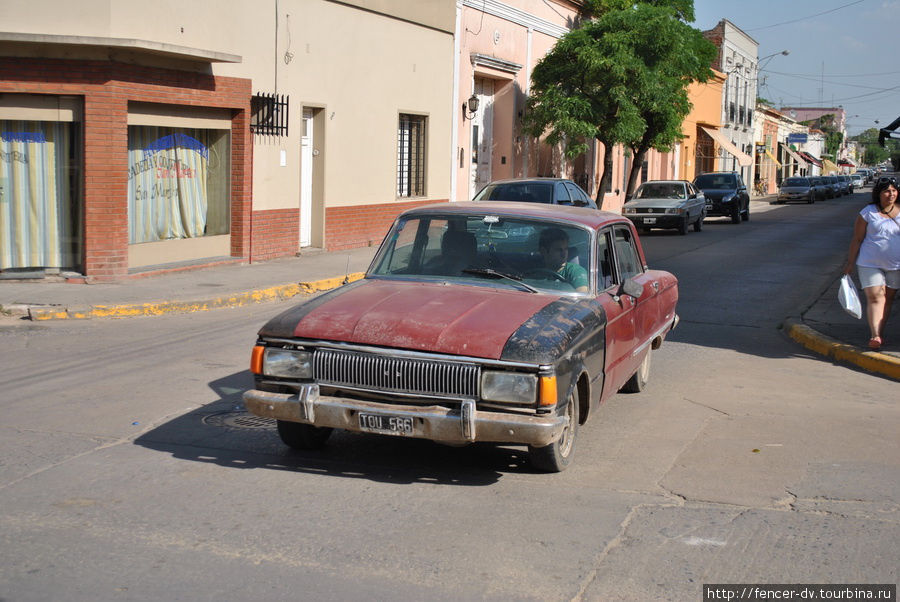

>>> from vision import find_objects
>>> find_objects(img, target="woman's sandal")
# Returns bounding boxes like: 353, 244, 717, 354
867, 336, 882, 350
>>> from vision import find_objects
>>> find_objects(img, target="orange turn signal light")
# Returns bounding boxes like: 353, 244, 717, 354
250, 345, 264, 374
539, 375, 557, 406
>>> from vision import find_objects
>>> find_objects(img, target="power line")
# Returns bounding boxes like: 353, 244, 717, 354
742, 0, 869, 31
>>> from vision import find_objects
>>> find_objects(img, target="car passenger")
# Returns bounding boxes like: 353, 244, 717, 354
430, 229, 477, 276
538, 228, 589, 292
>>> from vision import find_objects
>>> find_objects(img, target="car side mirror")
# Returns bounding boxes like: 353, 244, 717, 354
619, 278, 644, 298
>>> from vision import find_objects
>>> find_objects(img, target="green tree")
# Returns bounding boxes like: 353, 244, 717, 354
852, 128, 890, 165
525, 2, 714, 204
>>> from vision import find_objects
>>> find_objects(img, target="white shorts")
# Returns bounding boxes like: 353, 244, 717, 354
858, 265, 900, 289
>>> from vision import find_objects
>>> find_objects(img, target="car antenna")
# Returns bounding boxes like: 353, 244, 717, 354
342, 255, 351, 285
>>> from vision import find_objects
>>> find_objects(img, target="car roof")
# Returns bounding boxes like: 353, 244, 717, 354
482, 177, 574, 183
400, 201, 627, 230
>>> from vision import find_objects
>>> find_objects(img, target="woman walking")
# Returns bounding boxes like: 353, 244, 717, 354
844, 177, 900, 349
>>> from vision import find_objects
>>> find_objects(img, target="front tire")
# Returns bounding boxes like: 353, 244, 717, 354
731, 203, 741, 224
529, 391, 579, 472
741, 200, 750, 221
678, 216, 688, 235
621, 348, 652, 393
693, 213, 704, 232
277, 420, 333, 450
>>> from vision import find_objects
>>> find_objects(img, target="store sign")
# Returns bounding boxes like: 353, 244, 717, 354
787, 133, 808, 144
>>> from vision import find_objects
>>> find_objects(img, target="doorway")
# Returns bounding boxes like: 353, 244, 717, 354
470, 78, 494, 199
299, 108, 313, 248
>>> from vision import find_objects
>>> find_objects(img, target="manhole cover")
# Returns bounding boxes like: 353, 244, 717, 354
203, 411, 276, 430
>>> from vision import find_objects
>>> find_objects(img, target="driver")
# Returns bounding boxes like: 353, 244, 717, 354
538, 228, 589, 292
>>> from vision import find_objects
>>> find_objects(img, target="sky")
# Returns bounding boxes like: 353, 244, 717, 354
692, 0, 898, 136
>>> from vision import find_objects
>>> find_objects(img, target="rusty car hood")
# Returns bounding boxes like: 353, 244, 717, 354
293, 279, 564, 359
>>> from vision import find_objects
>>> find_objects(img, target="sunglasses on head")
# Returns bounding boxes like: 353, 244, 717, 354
876, 177, 897, 187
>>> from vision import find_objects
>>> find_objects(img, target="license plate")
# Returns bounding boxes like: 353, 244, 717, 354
705, 202, 713, 208
358, 412, 414, 436
643, 217, 656, 224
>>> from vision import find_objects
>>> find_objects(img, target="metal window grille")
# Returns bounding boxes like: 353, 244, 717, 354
728, 102, 736, 122
397, 114, 426, 197
250, 93, 289, 136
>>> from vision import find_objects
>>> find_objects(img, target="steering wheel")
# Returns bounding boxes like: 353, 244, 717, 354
524, 268, 567, 283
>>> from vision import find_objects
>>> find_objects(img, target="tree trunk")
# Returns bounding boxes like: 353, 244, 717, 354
595, 138, 615, 209
626, 146, 649, 199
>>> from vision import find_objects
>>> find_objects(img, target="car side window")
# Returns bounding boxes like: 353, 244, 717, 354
556, 182, 571, 204
613, 226, 642, 282
736, 176, 745, 188
564, 182, 586, 206
597, 229, 614, 290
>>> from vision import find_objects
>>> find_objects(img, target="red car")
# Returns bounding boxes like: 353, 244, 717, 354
243, 202, 678, 471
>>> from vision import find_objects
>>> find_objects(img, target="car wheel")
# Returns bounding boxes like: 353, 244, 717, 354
741, 200, 750, 221
621, 348, 651, 393
731, 203, 741, 224
693, 214, 703, 232
807, 193, 814, 204
276, 420, 333, 450
529, 390, 579, 472
678, 216, 688, 235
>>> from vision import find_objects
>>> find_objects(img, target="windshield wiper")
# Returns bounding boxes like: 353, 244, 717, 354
462, 268, 539, 293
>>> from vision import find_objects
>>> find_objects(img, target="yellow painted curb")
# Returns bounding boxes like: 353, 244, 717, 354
28, 272, 366, 321
787, 320, 900, 381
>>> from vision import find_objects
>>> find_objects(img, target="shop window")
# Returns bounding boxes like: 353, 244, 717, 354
397, 114, 426, 197
0, 120, 81, 272
127, 126, 230, 244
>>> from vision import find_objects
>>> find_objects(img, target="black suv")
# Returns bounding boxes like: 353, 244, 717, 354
693, 172, 750, 224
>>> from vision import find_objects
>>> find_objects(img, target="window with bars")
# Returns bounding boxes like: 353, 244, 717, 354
397, 114, 426, 197
250, 93, 289, 137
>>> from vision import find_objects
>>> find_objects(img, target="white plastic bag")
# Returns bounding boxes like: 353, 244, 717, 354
838, 274, 862, 319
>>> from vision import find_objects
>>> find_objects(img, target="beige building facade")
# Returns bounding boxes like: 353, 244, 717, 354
1, 0, 724, 280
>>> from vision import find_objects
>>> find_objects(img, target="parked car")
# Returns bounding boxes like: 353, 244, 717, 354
622, 180, 706, 234
855, 168, 873, 184
817, 176, 835, 199
850, 173, 864, 188
776, 176, 817, 204
242, 202, 679, 472
830, 175, 847, 197
839, 175, 854, 194
692, 171, 750, 223
473, 178, 597, 209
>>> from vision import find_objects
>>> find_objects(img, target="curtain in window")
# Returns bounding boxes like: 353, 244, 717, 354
128, 127, 210, 243
0, 121, 77, 270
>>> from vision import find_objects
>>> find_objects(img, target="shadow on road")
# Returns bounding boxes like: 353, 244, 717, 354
133, 370, 539, 486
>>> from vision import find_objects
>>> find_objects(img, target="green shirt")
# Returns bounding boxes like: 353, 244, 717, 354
558, 262, 589, 290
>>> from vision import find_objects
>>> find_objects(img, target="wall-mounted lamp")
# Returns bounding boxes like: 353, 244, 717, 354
463, 94, 480, 120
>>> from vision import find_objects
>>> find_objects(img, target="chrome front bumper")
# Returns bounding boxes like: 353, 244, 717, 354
242, 385, 567, 447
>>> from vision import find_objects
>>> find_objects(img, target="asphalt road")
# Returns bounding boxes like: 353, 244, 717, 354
1, 191, 897, 601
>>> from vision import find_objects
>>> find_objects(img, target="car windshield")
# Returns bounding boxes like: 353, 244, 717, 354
694, 174, 735, 188
369, 213, 593, 294
474, 182, 553, 203
784, 178, 808, 186
635, 183, 686, 199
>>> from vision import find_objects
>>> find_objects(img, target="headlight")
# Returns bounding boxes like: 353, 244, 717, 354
481, 371, 537, 404
722, 194, 735, 203
665, 207, 684, 214
263, 348, 313, 378
624, 207, 637, 215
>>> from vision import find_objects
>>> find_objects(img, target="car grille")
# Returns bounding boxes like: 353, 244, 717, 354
631, 208, 666, 214
314, 348, 481, 398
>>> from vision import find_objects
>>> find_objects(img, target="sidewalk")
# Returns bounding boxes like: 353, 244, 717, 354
0, 246, 377, 320
785, 275, 900, 380
1, 241, 897, 380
